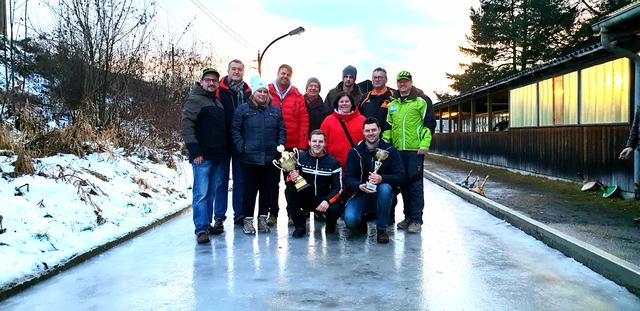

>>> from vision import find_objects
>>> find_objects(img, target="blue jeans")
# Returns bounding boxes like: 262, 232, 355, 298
191, 160, 225, 235
215, 153, 244, 222
344, 183, 393, 230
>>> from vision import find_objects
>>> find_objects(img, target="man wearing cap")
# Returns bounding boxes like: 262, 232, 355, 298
325, 65, 364, 113
181, 67, 228, 243
214, 59, 251, 232
383, 70, 433, 233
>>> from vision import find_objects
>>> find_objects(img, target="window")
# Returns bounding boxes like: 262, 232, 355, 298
510, 83, 537, 127
539, 72, 578, 126
580, 58, 630, 124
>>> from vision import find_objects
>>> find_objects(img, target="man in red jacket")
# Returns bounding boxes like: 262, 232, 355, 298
268, 64, 310, 226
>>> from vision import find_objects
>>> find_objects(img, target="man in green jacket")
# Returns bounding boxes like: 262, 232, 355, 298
382, 70, 432, 233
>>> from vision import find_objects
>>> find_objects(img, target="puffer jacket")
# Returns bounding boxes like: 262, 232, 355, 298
320, 110, 365, 168
231, 99, 286, 165
269, 83, 309, 149
344, 139, 406, 193
382, 86, 433, 151
180, 82, 228, 162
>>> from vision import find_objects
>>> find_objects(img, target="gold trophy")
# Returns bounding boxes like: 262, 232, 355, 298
273, 145, 310, 192
366, 148, 390, 191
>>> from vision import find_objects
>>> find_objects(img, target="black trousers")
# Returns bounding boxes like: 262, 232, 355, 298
242, 163, 280, 218
285, 184, 343, 229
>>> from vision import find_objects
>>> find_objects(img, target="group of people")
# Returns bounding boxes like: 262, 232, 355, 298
181, 60, 436, 244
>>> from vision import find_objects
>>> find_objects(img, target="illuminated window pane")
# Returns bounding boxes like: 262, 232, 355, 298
580, 58, 629, 124
562, 72, 578, 125
539, 72, 578, 126
539, 79, 553, 126
510, 83, 537, 127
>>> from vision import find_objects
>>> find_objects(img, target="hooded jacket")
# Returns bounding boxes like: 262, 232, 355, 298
325, 81, 364, 112
382, 86, 433, 151
344, 139, 405, 193
320, 109, 365, 168
268, 83, 309, 150
180, 82, 228, 162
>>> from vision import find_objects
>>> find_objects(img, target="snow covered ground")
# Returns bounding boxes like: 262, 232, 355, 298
0, 150, 192, 289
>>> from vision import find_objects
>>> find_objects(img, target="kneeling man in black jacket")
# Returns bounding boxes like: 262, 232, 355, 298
286, 129, 344, 237
344, 117, 405, 243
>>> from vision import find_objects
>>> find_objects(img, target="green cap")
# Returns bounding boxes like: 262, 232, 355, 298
201, 67, 220, 79
397, 70, 412, 81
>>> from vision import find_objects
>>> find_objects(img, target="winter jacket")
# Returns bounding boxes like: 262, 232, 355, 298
305, 94, 331, 135
626, 108, 640, 149
358, 86, 396, 133
325, 81, 364, 112
231, 100, 286, 165
415, 88, 437, 135
382, 86, 433, 151
320, 110, 365, 168
180, 82, 228, 162
269, 83, 309, 149
344, 139, 405, 193
217, 76, 252, 139
292, 150, 343, 204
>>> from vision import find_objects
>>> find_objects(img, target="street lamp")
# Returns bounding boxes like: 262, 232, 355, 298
257, 26, 305, 76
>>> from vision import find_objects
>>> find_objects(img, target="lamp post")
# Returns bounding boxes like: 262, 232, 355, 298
257, 26, 305, 76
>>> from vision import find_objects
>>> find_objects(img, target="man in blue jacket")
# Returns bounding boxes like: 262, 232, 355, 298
344, 117, 405, 243
180, 67, 227, 244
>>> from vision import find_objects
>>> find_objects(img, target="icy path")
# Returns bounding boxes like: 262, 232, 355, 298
1, 180, 638, 310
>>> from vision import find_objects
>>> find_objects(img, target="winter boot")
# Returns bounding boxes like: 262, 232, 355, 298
258, 215, 271, 233
243, 217, 256, 235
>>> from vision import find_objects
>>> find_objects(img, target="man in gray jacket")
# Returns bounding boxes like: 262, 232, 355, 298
181, 67, 228, 244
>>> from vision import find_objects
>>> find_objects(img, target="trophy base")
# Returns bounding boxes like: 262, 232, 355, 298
294, 177, 310, 192
365, 182, 377, 191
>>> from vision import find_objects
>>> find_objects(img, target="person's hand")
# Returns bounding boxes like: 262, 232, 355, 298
417, 147, 428, 155
315, 200, 329, 212
194, 156, 203, 165
368, 172, 382, 185
289, 170, 300, 180
619, 147, 634, 159
359, 183, 377, 193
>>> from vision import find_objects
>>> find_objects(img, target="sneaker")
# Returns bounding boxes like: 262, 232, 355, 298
208, 219, 224, 235
196, 232, 210, 243
377, 230, 390, 244
266, 214, 277, 226
288, 216, 294, 227
243, 217, 256, 234
292, 227, 306, 238
356, 221, 368, 234
325, 220, 336, 234
258, 215, 271, 233
407, 222, 422, 233
397, 219, 410, 230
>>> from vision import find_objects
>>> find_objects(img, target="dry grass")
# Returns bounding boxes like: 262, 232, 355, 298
0, 124, 13, 149
28, 119, 97, 157
13, 149, 35, 175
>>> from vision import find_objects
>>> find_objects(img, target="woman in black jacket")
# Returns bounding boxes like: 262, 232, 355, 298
231, 76, 286, 235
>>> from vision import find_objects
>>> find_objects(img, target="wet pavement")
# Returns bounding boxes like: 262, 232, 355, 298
424, 154, 640, 267
1, 180, 639, 310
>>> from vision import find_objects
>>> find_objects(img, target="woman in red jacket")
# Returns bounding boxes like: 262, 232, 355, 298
320, 91, 365, 168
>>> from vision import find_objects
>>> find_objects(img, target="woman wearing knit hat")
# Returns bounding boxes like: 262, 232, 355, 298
304, 77, 331, 135
231, 76, 286, 235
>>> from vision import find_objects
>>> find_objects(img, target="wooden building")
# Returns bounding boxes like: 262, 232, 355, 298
431, 3, 640, 195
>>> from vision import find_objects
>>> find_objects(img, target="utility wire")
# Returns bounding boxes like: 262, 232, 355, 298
189, 0, 256, 53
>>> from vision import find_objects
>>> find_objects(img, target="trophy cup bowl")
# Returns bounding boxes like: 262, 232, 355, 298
366, 148, 390, 191
273, 146, 310, 192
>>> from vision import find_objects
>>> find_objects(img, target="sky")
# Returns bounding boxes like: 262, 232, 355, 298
155, 0, 480, 99
21, 0, 479, 100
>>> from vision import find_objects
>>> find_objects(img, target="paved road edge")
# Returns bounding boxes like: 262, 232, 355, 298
424, 169, 640, 295
0, 205, 191, 301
